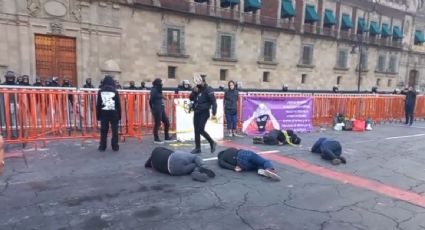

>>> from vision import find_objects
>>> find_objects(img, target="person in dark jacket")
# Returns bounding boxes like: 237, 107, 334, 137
62, 77, 72, 87
21, 75, 30, 86
217, 148, 281, 181
16, 76, 23, 85
139, 81, 147, 90
50, 76, 60, 87
189, 74, 217, 154
401, 86, 417, 126
150, 78, 172, 143
96, 75, 121, 151
145, 147, 215, 182
253, 129, 301, 146
33, 77, 42, 86
114, 80, 122, 89
3, 71, 16, 85
224, 80, 239, 137
83, 78, 94, 88
311, 138, 347, 165
127, 81, 137, 90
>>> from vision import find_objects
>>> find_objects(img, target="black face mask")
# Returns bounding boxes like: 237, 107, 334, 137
256, 114, 270, 132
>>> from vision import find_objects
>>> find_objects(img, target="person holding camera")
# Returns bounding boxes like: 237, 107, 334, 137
189, 74, 217, 154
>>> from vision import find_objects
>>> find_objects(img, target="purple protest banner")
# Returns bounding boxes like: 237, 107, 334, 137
242, 97, 313, 136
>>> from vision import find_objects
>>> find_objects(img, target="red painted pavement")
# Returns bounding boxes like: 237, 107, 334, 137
218, 141, 425, 208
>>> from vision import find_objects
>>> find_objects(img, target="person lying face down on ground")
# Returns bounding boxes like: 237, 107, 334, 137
311, 138, 347, 165
253, 129, 301, 146
217, 148, 281, 181
145, 147, 215, 182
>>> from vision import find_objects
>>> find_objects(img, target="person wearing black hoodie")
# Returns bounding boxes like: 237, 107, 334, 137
311, 137, 347, 165
401, 86, 417, 126
189, 74, 217, 154
149, 78, 171, 143
253, 129, 301, 146
224, 80, 239, 137
96, 75, 121, 151
83, 78, 94, 88
33, 77, 42, 86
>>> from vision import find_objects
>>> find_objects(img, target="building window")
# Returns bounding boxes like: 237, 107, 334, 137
263, 72, 270, 82
359, 51, 368, 70
377, 54, 386, 72
388, 56, 398, 73
376, 78, 381, 86
301, 44, 314, 65
337, 76, 342, 85
388, 79, 392, 87
220, 69, 227, 81
301, 74, 307, 84
168, 66, 177, 79
216, 33, 235, 59
337, 49, 348, 68
263, 40, 276, 62
163, 25, 185, 55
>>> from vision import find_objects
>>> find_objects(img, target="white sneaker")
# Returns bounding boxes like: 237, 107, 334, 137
154, 140, 164, 144
258, 169, 281, 181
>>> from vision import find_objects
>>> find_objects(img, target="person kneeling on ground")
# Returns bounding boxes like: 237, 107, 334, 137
145, 147, 215, 182
253, 129, 301, 146
217, 148, 281, 181
311, 138, 347, 165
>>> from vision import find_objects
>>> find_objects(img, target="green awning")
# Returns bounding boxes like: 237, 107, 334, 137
305, 4, 319, 24
357, 18, 368, 34
393, 26, 403, 40
220, 0, 240, 7
381, 24, 392, 37
370, 21, 381, 35
244, 0, 261, 12
281, 0, 296, 18
341, 14, 352, 30
323, 9, 336, 27
415, 30, 425, 44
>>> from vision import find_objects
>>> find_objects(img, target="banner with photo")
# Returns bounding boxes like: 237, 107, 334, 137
242, 97, 313, 136
174, 98, 224, 142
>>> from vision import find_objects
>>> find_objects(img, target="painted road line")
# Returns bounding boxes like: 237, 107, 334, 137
203, 150, 280, 162
385, 133, 425, 140
264, 152, 425, 208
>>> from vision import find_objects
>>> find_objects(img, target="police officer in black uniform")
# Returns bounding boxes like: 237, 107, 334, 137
3, 71, 16, 85
33, 77, 42, 86
21, 75, 30, 86
189, 74, 217, 154
50, 76, 60, 87
83, 78, 94, 88
127, 81, 137, 90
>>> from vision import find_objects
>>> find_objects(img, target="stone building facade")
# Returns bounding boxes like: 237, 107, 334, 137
1, 0, 425, 91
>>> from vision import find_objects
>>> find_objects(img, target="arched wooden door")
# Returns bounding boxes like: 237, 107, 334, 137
35, 34, 77, 85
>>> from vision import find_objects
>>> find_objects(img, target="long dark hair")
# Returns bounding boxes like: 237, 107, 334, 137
152, 78, 163, 92
228, 80, 236, 90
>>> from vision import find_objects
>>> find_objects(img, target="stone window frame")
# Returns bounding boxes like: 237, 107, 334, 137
213, 32, 237, 62
298, 44, 315, 68
159, 24, 188, 58
356, 49, 369, 72
258, 39, 277, 65
335, 48, 349, 70
388, 55, 399, 74
376, 53, 387, 73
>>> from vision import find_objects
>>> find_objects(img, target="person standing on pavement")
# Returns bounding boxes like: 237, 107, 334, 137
149, 78, 172, 144
83, 78, 94, 88
224, 80, 239, 137
96, 75, 121, 152
401, 86, 417, 126
189, 74, 217, 154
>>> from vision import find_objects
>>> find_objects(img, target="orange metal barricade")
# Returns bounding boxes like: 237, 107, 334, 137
1, 87, 425, 145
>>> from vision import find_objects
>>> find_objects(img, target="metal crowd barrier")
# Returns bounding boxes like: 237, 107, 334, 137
0, 86, 424, 145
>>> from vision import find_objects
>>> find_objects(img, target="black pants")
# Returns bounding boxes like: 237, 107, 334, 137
405, 106, 414, 125
99, 118, 119, 149
152, 109, 170, 141
194, 111, 213, 149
